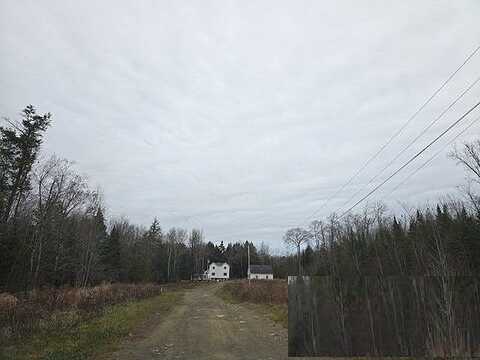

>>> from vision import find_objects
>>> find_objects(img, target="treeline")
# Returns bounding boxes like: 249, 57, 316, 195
281, 139, 480, 280
285, 139, 480, 357
0, 106, 274, 293
284, 200, 480, 278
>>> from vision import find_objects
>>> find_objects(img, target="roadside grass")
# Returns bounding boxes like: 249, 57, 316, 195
267, 304, 288, 328
0, 283, 170, 340
218, 280, 288, 328
1, 291, 182, 360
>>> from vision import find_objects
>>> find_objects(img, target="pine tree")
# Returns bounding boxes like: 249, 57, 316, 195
0, 105, 50, 288
101, 225, 122, 281
0, 105, 51, 223
95, 208, 107, 242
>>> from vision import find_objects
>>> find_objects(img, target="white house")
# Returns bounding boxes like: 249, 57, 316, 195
248, 264, 274, 280
204, 262, 230, 280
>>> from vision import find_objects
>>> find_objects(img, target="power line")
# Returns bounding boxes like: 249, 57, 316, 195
338, 100, 480, 219
336, 75, 480, 213
385, 114, 480, 198
301, 44, 480, 225
1, 117, 24, 134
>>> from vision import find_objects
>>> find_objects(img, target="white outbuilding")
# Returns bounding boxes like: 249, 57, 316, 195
248, 264, 274, 280
205, 262, 230, 280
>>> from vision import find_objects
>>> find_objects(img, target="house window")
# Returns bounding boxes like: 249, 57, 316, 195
213, 266, 215, 269
212, 273, 215, 276
266, 275, 269, 279
224, 266, 226, 269
223, 273, 227, 276
256, 275, 258, 279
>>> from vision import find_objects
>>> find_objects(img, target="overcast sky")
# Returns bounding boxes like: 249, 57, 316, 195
1, 1, 480, 251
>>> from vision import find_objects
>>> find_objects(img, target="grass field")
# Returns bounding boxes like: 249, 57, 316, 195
217, 280, 288, 328
0, 291, 182, 360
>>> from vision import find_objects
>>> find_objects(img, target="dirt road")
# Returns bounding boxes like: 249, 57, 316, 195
107, 282, 288, 360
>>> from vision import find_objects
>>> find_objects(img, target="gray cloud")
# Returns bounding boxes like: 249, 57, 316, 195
1, 0, 480, 251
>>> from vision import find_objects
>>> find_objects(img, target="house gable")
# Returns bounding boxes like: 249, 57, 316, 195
206, 262, 230, 280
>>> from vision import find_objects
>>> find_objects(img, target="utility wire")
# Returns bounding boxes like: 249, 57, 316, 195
1, 117, 24, 134
338, 100, 480, 219
336, 75, 480, 213
302, 44, 480, 225
384, 114, 480, 198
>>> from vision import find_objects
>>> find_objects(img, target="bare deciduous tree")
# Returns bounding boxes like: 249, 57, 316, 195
31, 156, 92, 288
309, 220, 326, 250
450, 140, 480, 182
450, 140, 480, 214
284, 227, 312, 275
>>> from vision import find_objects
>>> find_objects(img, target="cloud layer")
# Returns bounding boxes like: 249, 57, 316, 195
1, 0, 480, 250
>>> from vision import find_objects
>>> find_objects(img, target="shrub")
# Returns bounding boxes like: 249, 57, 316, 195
0, 283, 166, 341
223, 280, 287, 305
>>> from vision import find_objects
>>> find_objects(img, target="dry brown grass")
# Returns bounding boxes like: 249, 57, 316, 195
0, 283, 167, 341
218, 280, 288, 328
221, 279, 287, 305
224, 280, 288, 304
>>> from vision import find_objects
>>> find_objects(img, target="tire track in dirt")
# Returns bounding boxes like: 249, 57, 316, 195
107, 282, 288, 360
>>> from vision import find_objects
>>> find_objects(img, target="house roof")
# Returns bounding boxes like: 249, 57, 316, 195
249, 264, 273, 274
210, 262, 228, 266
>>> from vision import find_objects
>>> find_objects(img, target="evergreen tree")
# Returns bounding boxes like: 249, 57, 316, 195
101, 225, 122, 281
0, 105, 51, 223
95, 208, 107, 242
0, 105, 51, 289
